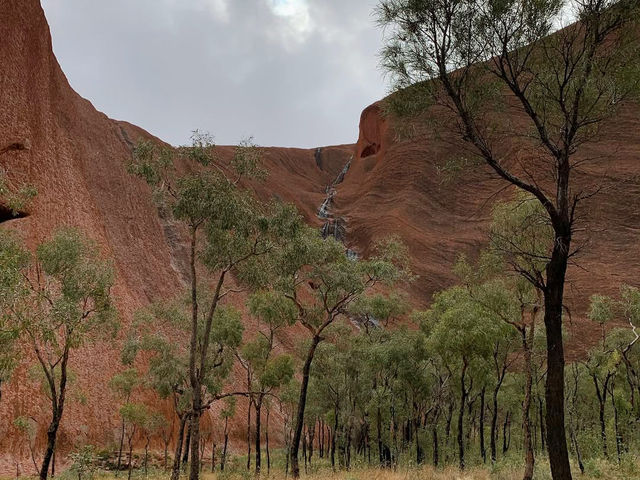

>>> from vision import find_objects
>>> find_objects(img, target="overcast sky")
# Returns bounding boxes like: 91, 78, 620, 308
41, 0, 387, 148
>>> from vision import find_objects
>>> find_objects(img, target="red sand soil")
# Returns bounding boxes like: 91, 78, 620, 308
1, 0, 639, 472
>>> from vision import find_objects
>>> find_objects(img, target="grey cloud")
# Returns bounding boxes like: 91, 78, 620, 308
41, 0, 387, 148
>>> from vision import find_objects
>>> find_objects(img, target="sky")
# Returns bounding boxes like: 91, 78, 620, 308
41, 0, 387, 148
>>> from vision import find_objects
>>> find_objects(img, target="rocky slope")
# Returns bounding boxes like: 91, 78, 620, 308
1, 0, 639, 472
344, 99, 640, 350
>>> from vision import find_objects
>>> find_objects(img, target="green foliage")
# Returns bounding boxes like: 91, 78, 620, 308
1, 228, 116, 410
489, 192, 552, 283
349, 291, 409, 327
260, 355, 295, 390
220, 396, 237, 419
426, 286, 514, 364
13, 415, 36, 441
127, 296, 244, 408
109, 368, 139, 400
248, 290, 298, 330
589, 295, 614, 326
32, 228, 118, 343
68, 445, 97, 480
120, 402, 149, 432
0, 232, 30, 386
0, 170, 37, 216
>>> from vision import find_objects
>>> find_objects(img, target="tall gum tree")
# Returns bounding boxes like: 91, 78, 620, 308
128, 132, 303, 480
455, 192, 551, 479
271, 231, 410, 478
123, 296, 244, 480
0, 232, 29, 403
1, 228, 116, 480
240, 290, 296, 474
376, 2, 640, 478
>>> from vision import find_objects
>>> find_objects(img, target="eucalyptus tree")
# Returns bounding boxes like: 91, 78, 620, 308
128, 133, 303, 480
143, 412, 167, 475
219, 397, 235, 472
365, 330, 397, 468
584, 286, 640, 457
425, 286, 510, 470
271, 231, 409, 478
347, 292, 410, 467
565, 361, 588, 474
119, 403, 149, 480
455, 260, 539, 475
591, 286, 640, 412
386, 327, 432, 466
241, 290, 296, 474
109, 368, 139, 475
586, 294, 618, 457
309, 339, 349, 471
0, 232, 29, 402
454, 193, 551, 479
376, 2, 640, 477
124, 295, 243, 480
3, 228, 117, 480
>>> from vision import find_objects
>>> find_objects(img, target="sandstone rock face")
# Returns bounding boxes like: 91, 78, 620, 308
344, 95, 640, 353
1, 0, 639, 472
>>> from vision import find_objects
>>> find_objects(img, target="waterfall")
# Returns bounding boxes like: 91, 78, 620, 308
316, 157, 358, 261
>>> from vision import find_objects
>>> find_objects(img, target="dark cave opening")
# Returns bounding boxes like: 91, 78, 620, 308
360, 143, 380, 158
0, 203, 28, 224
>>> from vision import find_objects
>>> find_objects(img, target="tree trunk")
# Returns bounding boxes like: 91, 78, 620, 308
266, 407, 271, 473
432, 426, 439, 467
345, 425, 352, 470
211, 441, 215, 473
302, 429, 308, 472
187, 225, 200, 480
255, 398, 262, 475
502, 411, 511, 454
538, 396, 546, 451
171, 416, 187, 480
610, 382, 622, 462
570, 430, 584, 475
40, 414, 61, 480
331, 406, 339, 471
543, 237, 572, 480
182, 423, 191, 466
479, 386, 486, 464
414, 418, 423, 465
221, 418, 229, 472
458, 358, 468, 470
247, 398, 252, 470
189, 401, 201, 479
116, 418, 126, 476
40, 354, 68, 480
290, 335, 321, 478
376, 406, 383, 467
144, 438, 150, 475
522, 327, 535, 480
127, 436, 134, 480
593, 375, 609, 459
490, 385, 499, 463
308, 420, 315, 464
127, 441, 133, 480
